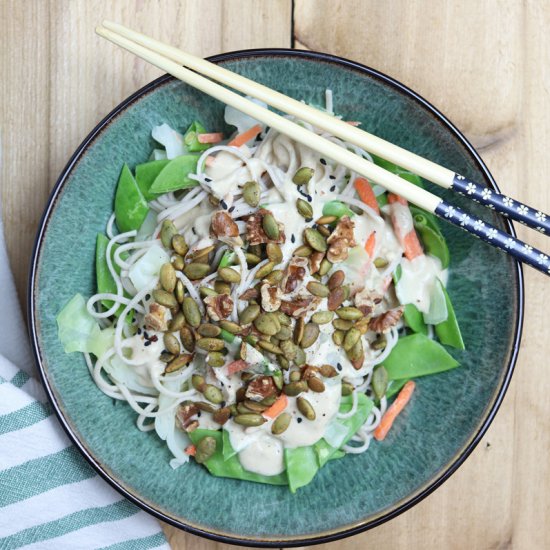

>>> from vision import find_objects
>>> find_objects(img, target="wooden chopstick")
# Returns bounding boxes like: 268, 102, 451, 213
96, 24, 550, 277
102, 20, 550, 238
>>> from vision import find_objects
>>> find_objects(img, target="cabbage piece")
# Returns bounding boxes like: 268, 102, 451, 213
423, 278, 448, 325
322, 420, 350, 449
57, 294, 113, 357
128, 245, 170, 292
150, 148, 168, 161
224, 97, 267, 134
151, 123, 187, 159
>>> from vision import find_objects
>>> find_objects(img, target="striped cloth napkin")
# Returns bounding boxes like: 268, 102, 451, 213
0, 213, 170, 549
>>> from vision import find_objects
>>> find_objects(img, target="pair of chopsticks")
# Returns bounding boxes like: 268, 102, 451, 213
97, 21, 550, 277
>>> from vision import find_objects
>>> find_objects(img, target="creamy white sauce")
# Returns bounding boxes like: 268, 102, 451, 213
395, 255, 448, 313
238, 434, 285, 476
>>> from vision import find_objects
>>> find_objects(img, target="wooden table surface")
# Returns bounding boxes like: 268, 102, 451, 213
2, 1, 549, 548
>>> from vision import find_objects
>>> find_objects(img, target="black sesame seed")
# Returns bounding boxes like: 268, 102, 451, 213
320, 158, 327, 165
221, 401, 226, 407
144, 331, 150, 340
337, 363, 343, 371
145, 294, 151, 301
197, 411, 202, 417
205, 177, 212, 183
255, 134, 263, 142
306, 194, 313, 203
330, 185, 336, 192
192, 227, 197, 235
144, 341, 151, 347
220, 199, 228, 210
305, 217, 313, 223
137, 328, 142, 335
291, 234, 296, 243
229, 206, 235, 213
297, 417, 303, 424
329, 175, 336, 180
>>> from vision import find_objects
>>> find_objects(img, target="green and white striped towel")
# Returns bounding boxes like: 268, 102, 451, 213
0, 214, 170, 550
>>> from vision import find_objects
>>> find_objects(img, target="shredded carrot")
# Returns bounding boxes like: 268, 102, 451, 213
263, 394, 288, 419
205, 155, 216, 167
227, 124, 262, 147
373, 380, 416, 441
197, 132, 224, 144
185, 444, 196, 456
345, 121, 362, 126
388, 193, 423, 260
364, 231, 376, 257
226, 359, 249, 376
354, 177, 380, 214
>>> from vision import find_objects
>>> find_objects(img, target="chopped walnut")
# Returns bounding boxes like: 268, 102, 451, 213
239, 287, 259, 301
327, 216, 356, 263
309, 251, 324, 274
144, 303, 168, 332
369, 306, 404, 333
279, 296, 320, 317
246, 208, 285, 245
281, 256, 308, 294
211, 210, 243, 246
354, 287, 384, 317
204, 294, 234, 321
260, 283, 282, 312
245, 375, 277, 401
175, 402, 198, 430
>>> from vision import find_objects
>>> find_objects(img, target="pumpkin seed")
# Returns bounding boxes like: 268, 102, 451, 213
242, 180, 260, 207
300, 323, 320, 349
183, 262, 210, 280
372, 334, 387, 350
218, 267, 241, 283
372, 366, 389, 400
374, 257, 389, 268
275, 325, 292, 341
283, 381, 308, 396
214, 280, 231, 295
168, 311, 185, 331
332, 330, 344, 346
336, 307, 364, 320
293, 317, 305, 345
254, 313, 279, 336
174, 280, 184, 304
311, 310, 334, 324
159, 263, 176, 293
238, 341, 247, 361
182, 297, 201, 327
341, 382, 354, 396
347, 339, 364, 361
342, 285, 351, 300
258, 340, 283, 354
195, 436, 216, 464
296, 198, 314, 219
196, 401, 217, 413
318, 258, 332, 276
172, 254, 184, 271
208, 194, 220, 207
289, 370, 302, 382
212, 407, 231, 425
316, 215, 337, 225
239, 304, 261, 325
272, 371, 284, 390
294, 347, 306, 367
163, 333, 180, 355
199, 286, 218, 298
297, 396, 316, 420
160, 351, 175, 363
354, 316, 371, 334
192, 374, 206, 392
198, 323, 221, 337
271, 412, 292, 435
255, 261, 275, 279
207, 351, 225, 368
308, 376, 325, 393
237, 402, 250, 414
248, 244, 262, 257
190, 245, 215, 262
180, 326, 195, 352
236, 387, 247, 401
229, 404, 239, 416
264, 269, 284, 285
280, 339, 298, 361
327, 286, 346, 310
262, 213, 280, 240
306, 281, 330, 298
277, 355, 289, 370
266, 243, 283, 264
327, 270, 345, 290
204, 384, 223, 404
343, 327, 361, 351
164, 353, 193, 373
294, 244, 313, 257
243, 399, 268, 413
317, 224, 331, 238
261, 394, 278, 407
245, 253, 261, 266
152, 289, 178, 309
304, 228, 327, 252
333, 318, 353, 331
276, 311, 291, 326
172, 234, 189, 257
197, 337, 224, 351
160, 220, 177, 249
219, 320, 241, 334
292, 167, 314, 186
319, 364, 338, 378
234, 413, 267, 427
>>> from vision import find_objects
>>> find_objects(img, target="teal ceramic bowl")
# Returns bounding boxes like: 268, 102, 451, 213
29, 49, 523, 546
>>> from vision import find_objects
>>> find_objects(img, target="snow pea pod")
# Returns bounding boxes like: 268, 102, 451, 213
410, 207, 450, 269
149, 154, 200, 194
386, 378, 410, 399
135, 159, 170, 201
435, 281, 465, 349
114, 164, 149, 233
322, 200, 355, 219
183, 121, 211, 152
218, 250, 236, 269
189, 429, 288, 486
383, 333, 459, 380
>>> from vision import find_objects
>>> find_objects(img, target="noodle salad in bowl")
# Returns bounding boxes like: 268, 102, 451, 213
56, 93, 464, 492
